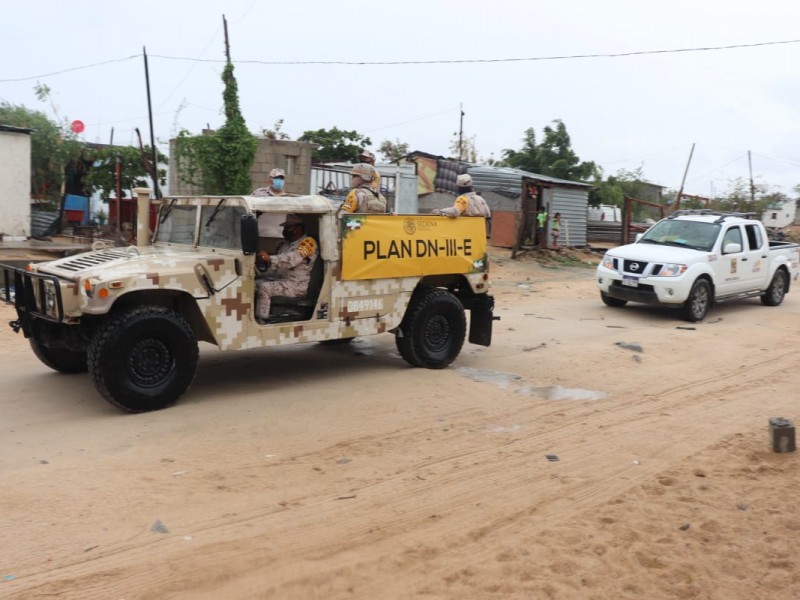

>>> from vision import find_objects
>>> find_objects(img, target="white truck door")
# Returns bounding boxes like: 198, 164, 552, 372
740, 223, 769, 291
715, 225, 748, 295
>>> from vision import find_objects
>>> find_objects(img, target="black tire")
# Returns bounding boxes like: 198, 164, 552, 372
601, 292, 627, 308
318, 337, 356, 345
681, 278, 711, 322
761, 269, 788, 306
29, 336, 87, 374
395, 289, 466, 369
87, 306, 198, 413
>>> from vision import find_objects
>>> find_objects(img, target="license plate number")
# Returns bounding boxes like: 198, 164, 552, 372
622, 275, 639, 287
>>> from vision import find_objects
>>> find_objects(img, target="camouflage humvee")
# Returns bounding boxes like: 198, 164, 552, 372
1, 189, 495, 413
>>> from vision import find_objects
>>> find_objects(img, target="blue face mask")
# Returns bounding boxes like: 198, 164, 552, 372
272, 178, 285, 191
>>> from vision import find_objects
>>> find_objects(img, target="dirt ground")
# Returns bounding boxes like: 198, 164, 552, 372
2, 249, 800, 599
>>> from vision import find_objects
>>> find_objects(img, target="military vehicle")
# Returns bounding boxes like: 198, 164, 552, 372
1, 189, 495, 413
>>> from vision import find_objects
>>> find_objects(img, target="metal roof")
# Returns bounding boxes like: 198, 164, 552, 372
467, 165, 593, 197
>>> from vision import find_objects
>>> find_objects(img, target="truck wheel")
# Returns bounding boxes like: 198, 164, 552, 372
681, 278, 711, 322
601, 292, 627, 308
88, 306, 198, 413
761, 269, 788, 306
395, 289, 466, 369
29, 337, 87, 374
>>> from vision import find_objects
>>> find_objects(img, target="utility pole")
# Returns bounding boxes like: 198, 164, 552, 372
223, 15, 231, 62
457, 103, 464, 163
675, 142, 695, 211
748, 150, 756, 207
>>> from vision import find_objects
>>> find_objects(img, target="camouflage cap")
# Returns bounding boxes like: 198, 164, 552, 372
279, 213, 304, 227
456, 173, 473, 187
358, 150, 375, 163
269, 168, 286, 178
351, 163, 375, 182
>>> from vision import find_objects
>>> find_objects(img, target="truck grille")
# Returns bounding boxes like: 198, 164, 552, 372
623, 259, 649, 274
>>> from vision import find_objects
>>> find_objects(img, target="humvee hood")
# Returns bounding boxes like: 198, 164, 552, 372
36, 245, 228, 280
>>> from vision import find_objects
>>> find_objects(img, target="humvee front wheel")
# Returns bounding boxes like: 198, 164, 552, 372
29, 336, 87, 374
88, 306, 198, 413
396, 289, 466, 369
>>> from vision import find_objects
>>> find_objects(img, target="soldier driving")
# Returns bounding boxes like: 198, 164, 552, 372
254, 214, 318, 324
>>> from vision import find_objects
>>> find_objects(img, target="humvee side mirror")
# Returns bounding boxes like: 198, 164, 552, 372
241, 214, 259, 255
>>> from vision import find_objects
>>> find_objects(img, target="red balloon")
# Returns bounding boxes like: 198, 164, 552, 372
70, 120, 85, 134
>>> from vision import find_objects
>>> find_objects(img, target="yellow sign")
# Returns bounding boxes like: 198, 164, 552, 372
341, 215, 488, 281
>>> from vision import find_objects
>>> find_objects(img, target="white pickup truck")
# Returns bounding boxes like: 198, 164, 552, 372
596, 210, 800, 321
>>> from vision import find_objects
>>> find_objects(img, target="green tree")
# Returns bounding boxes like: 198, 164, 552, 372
82, 145, 168, 201
173, 61, 257, 194
262, 118, 290, 140
449, 133, 478, 163
298, 127, 371, 163
500, 120, 599, 182
0, 100, 83, 201
378, 138, 409, 162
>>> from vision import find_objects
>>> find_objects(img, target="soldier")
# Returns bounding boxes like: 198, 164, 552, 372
254, 214, 319, 323
339, 163, 387, 214
357, 150, 381, 194
251, 168, 287, 197
432, 174, 491, 218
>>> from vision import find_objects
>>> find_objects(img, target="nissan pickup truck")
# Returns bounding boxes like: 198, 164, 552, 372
596, 210, 800, 321
1, 189, 494, 413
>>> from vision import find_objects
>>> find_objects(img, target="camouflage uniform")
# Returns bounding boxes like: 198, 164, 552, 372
256, 234, 319, 320
341, 186, 387, 214
439, 191, 491, 218
251, 187, 284, 197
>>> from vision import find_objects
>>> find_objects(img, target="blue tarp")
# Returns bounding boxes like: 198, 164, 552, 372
64, 194, 90, 224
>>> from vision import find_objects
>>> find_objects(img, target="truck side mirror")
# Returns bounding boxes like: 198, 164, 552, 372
723, 242, 742, 254
240, 214, 259, 255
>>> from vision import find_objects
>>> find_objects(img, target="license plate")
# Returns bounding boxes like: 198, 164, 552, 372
622, 275, 639, 287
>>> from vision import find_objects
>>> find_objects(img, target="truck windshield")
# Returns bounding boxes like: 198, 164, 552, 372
639, 220, 721, 252
155, 206, 197, 245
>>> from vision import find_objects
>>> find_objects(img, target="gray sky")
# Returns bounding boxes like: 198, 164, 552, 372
2, 0, 799, 198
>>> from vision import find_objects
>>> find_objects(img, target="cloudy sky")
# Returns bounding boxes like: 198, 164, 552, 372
2, 0, 799, 198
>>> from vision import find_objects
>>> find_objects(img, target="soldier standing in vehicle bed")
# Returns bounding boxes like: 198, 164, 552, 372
339, 163, 387, 213
357, 150, 381, 194
251, 168, 287, 197
432, 174, 491, 219
254, 214, 318, 323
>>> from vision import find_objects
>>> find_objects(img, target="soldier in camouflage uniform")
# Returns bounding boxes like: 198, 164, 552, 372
255, 213, 319, 322
432, 173, 491, 218
252, 168, 287, 197
340, 163, 387, 214
357, 150, 381, 194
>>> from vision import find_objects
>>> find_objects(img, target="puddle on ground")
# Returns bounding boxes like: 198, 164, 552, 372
458, 367, 607, 401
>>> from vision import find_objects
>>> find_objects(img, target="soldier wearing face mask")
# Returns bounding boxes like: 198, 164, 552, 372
252, 168, 287, 197
254, 213, 318, 323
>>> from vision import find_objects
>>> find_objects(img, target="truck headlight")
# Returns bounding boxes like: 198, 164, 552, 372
659, 263, 687, 277
601, 255, 616, 270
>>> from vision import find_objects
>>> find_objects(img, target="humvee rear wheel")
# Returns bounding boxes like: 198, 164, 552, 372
88, 306, 198, 413
396, 289, 466, 369
29, 336, 87, 374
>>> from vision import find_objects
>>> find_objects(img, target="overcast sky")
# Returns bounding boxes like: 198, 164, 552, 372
2, 0, 799, 199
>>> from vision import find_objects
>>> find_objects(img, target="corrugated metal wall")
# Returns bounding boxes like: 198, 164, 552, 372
548, 187, 588, 247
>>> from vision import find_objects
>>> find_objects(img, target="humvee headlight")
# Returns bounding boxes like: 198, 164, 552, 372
43, 281, 58, 317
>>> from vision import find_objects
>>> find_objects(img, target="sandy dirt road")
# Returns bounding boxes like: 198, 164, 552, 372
1, 253, 799, 599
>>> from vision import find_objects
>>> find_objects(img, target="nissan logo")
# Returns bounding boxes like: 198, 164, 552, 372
629, 262, 640, 272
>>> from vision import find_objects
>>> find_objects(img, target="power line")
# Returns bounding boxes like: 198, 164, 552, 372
0, 55, 140, 83
152, 38, 800, 66
2, 38, 798, 84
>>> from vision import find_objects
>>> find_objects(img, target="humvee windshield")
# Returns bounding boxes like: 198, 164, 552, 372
155, 204, 246, 250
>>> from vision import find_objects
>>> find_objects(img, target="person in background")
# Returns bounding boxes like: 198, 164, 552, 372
536, 206, 548, 249
551, 212, 562, 249
357, 150, 381, 194
432, 174, 491, 218
254, 214, 318, 324
252, 168, 286, 197
339, 163, 387, 213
